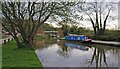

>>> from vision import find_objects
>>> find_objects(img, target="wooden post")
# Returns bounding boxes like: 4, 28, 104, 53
11, 38, 13, 40
8, 39, 10, 42
4, 40, 6, 44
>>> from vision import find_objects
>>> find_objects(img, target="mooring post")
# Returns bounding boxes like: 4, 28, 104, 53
4, 40, 6, 44
8, 39, 10, 42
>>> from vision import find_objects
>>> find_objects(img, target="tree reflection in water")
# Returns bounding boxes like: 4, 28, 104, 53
57, 40, 71, 58
89, 46, 108, 68
89, 45, 120, 68
57, 40, 90, 58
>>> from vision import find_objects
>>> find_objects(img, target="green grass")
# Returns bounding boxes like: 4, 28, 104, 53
34, 35, 45, 41
2, 40, 43, 68
44, 38, 57, 44
91, 30, 120, 42
35, 35, 57, 44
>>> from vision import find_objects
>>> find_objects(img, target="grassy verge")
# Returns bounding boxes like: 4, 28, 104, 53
34, 35, 45, 41
2, 40, 43, 68
90, 30, 120, 42
91, 35, 120, 41
35, 35, 57, 44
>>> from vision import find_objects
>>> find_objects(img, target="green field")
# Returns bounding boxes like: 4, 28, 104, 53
2, 40, 43, 68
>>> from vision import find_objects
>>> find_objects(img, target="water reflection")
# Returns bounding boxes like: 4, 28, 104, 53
35, 40, 120, 67
89, 45, 120, 68
35, 39, 57, 49
58, 40, 90, 51
57, 40, 71, 58
57, 40, 109, 68
65, 42, 89, 51
57, 40, 91, 58
89, 47, 108, 68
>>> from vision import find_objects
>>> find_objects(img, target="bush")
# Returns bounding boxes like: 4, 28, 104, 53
91, 35, 120, 42
90, 30, 120, 42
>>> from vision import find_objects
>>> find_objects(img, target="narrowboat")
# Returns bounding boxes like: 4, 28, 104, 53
65, 35, 92, 42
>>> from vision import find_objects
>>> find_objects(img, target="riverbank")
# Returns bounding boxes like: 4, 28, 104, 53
91, 40, 120, 46
2, 40, 43, 68
58, 36, 120, 46
91, 35, 120, 42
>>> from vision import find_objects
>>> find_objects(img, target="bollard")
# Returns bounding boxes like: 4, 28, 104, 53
4, 40, 6, 44
8, 39, 10, 42
11, 38, 13, 40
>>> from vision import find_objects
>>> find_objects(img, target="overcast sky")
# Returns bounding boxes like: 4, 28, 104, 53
1, 0, 120, 30
46, 1, 119, 30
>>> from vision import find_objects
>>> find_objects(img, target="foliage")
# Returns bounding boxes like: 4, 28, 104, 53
44, 38, 57, 44
58, 21, 94, 36
40, 23, 56, 31
91, 30, 120, 42
69, 25, 78, 34
34, 35, 45, 41
58, 21, 70, 36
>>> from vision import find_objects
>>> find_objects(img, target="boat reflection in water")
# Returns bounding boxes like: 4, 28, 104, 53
57, 40, 71, 58
65, 42, 89, 51
57, 40, 90, 58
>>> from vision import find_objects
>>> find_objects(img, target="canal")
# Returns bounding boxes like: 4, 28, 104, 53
35, 39, 120, 68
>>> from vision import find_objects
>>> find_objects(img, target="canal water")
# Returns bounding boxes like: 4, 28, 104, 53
35, 40, 120, 68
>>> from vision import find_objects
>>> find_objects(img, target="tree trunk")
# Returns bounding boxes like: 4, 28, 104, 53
95, 2, 99, 35
99, 6, 102, 30
93, 26, 97, 35
13, 36, 22, 48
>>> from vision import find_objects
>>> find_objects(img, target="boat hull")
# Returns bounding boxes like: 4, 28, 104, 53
65, 35, 92, 43
65, 39, 92, 43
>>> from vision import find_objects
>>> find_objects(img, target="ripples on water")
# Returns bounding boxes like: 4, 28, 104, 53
35, 40, 120, 68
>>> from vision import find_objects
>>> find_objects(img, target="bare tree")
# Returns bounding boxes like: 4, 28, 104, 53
2, 1, 76, 48
77, 2, 117, 35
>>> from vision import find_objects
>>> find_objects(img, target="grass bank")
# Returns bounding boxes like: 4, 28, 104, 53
90, 30, 120, 42
2, 40, 43, 68
35, 35, 57, 44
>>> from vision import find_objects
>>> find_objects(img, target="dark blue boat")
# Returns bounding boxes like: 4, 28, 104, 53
65, 35, 92, 42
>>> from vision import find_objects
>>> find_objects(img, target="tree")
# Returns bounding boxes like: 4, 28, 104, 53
40, 23, 56, 31
69, 25, 78, 34
76, 2, 117, 35
2, 1, 76, 48
76, 27, 86, 35
57, 21, 71, 36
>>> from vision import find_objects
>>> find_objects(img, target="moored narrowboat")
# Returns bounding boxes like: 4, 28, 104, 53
65, 35, 92, 42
